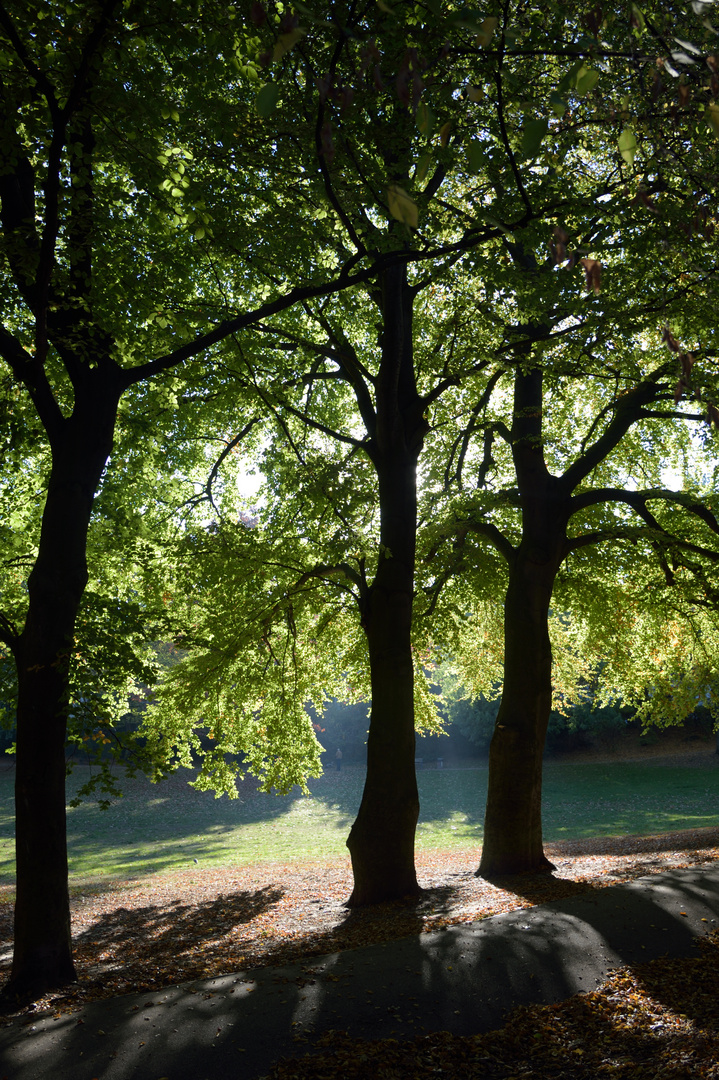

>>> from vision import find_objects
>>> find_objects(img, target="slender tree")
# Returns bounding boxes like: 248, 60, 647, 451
0, 0, 390, 1001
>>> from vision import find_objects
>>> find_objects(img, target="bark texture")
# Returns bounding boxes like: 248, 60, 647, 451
346, 264, 427, 905
5, 387, 119, 1001
478, 368, 566, 878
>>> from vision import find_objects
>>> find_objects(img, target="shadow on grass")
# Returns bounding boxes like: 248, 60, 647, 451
549, 827, 719, 858
3, 761, 719, 888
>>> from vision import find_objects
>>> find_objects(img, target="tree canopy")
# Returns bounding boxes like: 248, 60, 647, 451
2, 0, 719, 999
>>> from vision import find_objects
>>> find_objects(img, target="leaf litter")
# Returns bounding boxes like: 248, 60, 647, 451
264, 928, 719, 1078
1, 827, 718, 1028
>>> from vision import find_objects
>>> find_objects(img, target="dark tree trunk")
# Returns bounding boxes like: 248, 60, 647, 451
477, 550, 560, 876
4, 391, 118, 1002
477, 368, 568, 879
346, 264, 426, 906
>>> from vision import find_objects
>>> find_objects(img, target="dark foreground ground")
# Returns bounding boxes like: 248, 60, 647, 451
1, 865, 718, 1080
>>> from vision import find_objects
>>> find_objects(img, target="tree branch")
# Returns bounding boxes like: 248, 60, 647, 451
570, 487, 719, 536
560, 364, 673, 492
0, 610, 19, 651
0, 323, 65, 438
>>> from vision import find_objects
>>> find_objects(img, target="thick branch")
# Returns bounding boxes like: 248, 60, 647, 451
0, 610, 19, 652
0, 324, 64, 438
458, 519, 516, 562
560, 364, 672, 492
570, 487, 719, 536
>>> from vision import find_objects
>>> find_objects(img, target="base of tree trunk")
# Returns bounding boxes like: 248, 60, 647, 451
475, 851, 556, 879
345, 880, 423, 908
0, 960, 77, 1011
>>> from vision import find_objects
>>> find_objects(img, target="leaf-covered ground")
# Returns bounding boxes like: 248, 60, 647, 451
0, 826, 717, 1026
265, 929, 719, 1078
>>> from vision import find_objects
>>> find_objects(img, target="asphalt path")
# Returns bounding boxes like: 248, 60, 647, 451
1, 865, 719, 1080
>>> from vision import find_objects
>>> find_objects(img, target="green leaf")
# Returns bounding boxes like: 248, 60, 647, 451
618, 127, 637, 165
416, 101, 435, 142
387, 185, 418, 228
549, 92, 567, 118
575, 65, 600, 95
468, 140, 484, 173
707, 103, 719, 139
415, 153, 432, 183
557, 62, 582, 95
522, 118, 548, 159
256, 82, 280, 117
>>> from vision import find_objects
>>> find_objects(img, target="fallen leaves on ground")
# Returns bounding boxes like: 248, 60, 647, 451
264, 928, 719, 1078
0, 826, 717, 1024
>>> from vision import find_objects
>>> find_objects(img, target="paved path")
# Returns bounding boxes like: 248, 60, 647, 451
1, 866, 718, 1080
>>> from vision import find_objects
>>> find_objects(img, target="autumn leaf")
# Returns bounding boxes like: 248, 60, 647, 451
579, 258, 602, 294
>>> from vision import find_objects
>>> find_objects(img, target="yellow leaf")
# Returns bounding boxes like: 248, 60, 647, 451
439, 121, 452, 147
467, 85, 484, 102
387, 185, 418, 228
476, 16, 498, 47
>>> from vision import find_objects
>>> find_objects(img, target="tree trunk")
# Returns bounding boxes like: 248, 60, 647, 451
477, 550, 559, 876
477, 367, 567, 879
4, 396, 117, 1002
346, 463, 421, 905
346, 264, 426, 906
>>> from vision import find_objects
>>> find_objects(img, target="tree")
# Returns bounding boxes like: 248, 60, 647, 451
0, 0, 388, 1001
426, 238, 719, 875
141, 0, 719, 898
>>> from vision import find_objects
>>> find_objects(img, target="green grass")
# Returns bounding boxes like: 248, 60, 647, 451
0, 758, 717, 887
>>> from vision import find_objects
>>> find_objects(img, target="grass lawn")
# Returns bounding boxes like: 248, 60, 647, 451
0, 756, 717, 887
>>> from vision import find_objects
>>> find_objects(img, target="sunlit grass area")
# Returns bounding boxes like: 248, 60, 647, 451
0, 757, 717, 887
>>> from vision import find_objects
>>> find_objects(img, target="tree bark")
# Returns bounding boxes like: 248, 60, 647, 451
346, 263, 426, 905
346, 520, 421, 905
477, 549, 560, 876
4, 390, 118, 1001
477, 368, 567, 879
